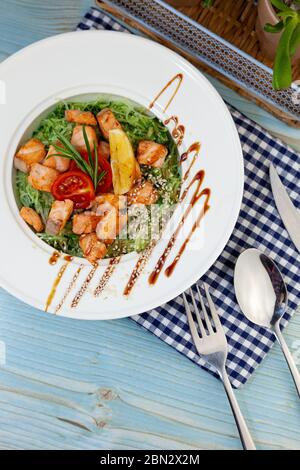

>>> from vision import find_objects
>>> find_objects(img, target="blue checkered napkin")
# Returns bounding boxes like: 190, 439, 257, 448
77, 6, 129, 32
78, 7, 300, 388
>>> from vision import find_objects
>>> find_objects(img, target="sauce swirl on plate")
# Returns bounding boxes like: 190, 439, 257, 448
149, 73, 183, 112
148, 171, 207, 285
94, 257, 121, 297
49, 251, 60, 265
45, 261, 70, 312
164, 116, 185, 146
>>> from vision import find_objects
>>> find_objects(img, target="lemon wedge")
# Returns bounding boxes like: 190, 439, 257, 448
109, 129, 137, 195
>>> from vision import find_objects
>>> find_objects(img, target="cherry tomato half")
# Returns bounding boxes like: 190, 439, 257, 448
70, 155, 112, 194
98, 141, 110, 160
69, 149, 94, 169
96, 157, 112, 194
51, 170, 95, 209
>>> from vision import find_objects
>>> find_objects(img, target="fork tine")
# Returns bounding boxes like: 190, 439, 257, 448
183, 292, 200, 346
203, 283, 223, 330
196, 284, 214, 334
189, 288, 206, 337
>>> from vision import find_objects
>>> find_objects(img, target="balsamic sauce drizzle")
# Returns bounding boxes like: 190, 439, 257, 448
123, 241, 156, 296
164, 116, 185, 146
49, 251, 60, 265
71, 264, 98, 308
165, 189, 211, 277
148, 171, 206, 285
94, 257, 121, 297
45, 261, 70, 312
149, 73, 183, 112
55, 265, 83, 314
181, 142, 201, 182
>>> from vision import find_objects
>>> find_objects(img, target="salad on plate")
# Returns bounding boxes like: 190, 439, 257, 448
14, 97, 181, 264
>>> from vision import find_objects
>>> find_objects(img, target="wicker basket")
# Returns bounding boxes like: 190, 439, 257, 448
96, 0, 300, 127
168, 0, 300, 77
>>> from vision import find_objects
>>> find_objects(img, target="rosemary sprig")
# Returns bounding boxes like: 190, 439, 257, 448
82, 125, 94, 170
93, 140, 99, 189
49, 127, 106, 190
97, 170, 106, 187
51, 139, 90, 175
92, 142, 106, 187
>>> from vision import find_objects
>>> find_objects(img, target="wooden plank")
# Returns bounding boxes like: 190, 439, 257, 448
0, 0, 299, 450
0, 288, 300, 449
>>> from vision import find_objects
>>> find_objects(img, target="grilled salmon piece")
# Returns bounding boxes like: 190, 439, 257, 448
97, 109, 122, 140
134, 160, 141, 180
45, 199, 74, 235
44, 144, 70, 172
127, 180, 158, 205
14, 157, 31, 173
65, 109, 97, 126
72, 212, 101, 235
14, 138, 46, 171
98, 141, 110, 160
95, 208, 128, 245
94, 194, 127, 244
80, 233, 107, 264
137, 140, 168, 168
20, 207, 44, 232
71, 125, 98, 153
90, 193, 125, 213
28, 163, 59, 192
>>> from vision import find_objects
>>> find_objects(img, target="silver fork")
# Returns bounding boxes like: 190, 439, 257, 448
183, 283, 256, 450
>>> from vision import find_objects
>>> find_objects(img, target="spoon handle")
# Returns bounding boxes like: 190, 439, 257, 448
274, 323, 300, 398
221, 368, 256, 450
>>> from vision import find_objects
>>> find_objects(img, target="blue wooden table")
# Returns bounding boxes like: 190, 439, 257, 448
0, 0, 299, 450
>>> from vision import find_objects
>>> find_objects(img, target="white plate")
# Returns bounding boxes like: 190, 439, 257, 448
0, 31, 243, 320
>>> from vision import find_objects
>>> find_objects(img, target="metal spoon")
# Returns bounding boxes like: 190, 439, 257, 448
234, 248, 300, 397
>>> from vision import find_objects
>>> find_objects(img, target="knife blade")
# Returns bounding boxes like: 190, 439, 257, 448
269, 164, 300, 254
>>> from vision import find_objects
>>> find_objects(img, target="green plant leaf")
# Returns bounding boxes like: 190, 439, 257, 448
278, 10, 297, 22
290, 22, 300, 55
202, 0, 214, 7
264, 20, 284, 33
272, 16, 298, 90
271, 0, 292, 12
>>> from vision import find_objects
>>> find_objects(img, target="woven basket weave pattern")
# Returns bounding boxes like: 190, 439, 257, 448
99, 0, 300, 124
